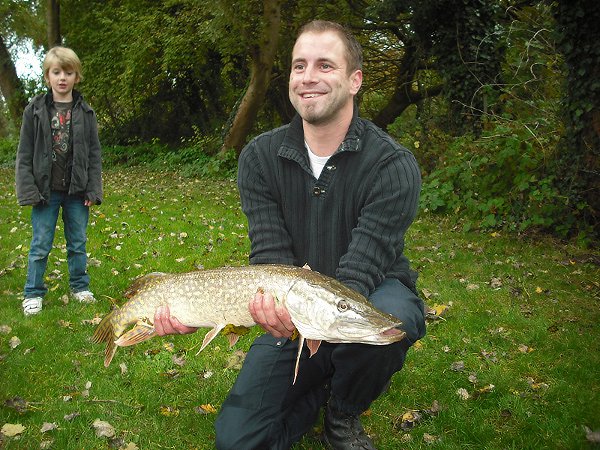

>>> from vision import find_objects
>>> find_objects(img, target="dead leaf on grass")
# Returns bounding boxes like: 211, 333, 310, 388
64, 412, 80, 421
195, 404, 217, 415
58, 319, 73, 329
584, 426, 600, 444
518, 344, 534, 353
489, 277, 503, 289
92, 419, 115, 438
412, 340, 424, 350
0, 325, 12, 334
159, 406, 179, 417
423, 433, 440, 444
82, 317, 103, 326
9, 336, 21, 349
456, 388, 470, 400
1, 423, 25, 437
526, 377, 549, 390
393, 401, 441, 431
163, 342, 175, 352
40, 439, 54, 449
4, 397, 30, 414
425, 302, 452, 321
480, 350, 498, 363
40, 422, 58, 433
225, 350, 247, 370
161, 369, 180, 379
450, 361, 465, 372
172, 354, 186, 366
121, 443, 140, 450
476, 384, 495, 395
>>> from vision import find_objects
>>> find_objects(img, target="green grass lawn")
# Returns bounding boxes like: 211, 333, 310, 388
1, 167, 598, 449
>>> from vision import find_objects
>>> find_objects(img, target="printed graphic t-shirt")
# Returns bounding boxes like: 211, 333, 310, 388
50, 101, 73, 191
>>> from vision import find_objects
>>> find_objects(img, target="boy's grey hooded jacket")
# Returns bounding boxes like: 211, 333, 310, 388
15, 90, 103, 206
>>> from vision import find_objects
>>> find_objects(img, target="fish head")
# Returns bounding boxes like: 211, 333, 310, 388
284, 278, 405, 345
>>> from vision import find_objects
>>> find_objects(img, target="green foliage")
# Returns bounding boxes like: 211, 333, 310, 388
420, 124, 594, 242
102, 133, 236, 179
412, 0, 503, 134
2, 0, 597, 240
0, 136, 17, 167
61, 0, 233, 146
552, 0, 600, 235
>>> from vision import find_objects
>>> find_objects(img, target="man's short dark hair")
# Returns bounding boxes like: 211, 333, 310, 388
297, 20, 363, 74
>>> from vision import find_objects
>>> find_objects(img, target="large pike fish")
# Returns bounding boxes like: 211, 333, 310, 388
93, 264, 406, 381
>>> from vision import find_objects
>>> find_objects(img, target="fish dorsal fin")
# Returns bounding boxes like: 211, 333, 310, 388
306, 339, 321, 357
196, 324, 226, 355
123, 272, 168, 298
114, 320, 156, 347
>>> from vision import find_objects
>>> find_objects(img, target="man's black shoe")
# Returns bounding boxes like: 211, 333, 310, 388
324, 404, 376, 449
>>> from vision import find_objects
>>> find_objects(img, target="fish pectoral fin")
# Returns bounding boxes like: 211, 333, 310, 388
306, 339, 321, 357
293, 335, 305, 385
196, 324, 226, 355
291, 337, 322, 384
226, 333, 240, 348
114, 321, 156, 347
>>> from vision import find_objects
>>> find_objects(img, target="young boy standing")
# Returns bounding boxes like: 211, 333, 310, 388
16, 46, 103, 316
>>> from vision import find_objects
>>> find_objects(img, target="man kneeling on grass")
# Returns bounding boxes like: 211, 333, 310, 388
154, 20, 425, 450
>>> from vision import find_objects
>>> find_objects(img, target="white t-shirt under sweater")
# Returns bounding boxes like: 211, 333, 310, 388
305, 141, 329, 179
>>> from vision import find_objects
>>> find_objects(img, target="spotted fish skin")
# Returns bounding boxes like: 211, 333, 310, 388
92, 264, 405, 369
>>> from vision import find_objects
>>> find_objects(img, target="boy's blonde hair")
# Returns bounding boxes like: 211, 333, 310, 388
43, 46, 83, 84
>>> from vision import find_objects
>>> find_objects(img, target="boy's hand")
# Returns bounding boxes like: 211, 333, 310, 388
249, 291, 295, 339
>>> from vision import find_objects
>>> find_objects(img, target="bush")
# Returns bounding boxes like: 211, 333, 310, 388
0, 137, 18, 167
102, 133, 237, 179
420, 124, 593, 241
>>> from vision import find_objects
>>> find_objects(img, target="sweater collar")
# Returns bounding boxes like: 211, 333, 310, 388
278, 105, 364, 164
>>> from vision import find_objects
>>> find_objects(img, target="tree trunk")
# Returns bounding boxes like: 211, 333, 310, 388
372, 44, 442, 130
220, 0, 282, 156
46, 0, 62, 47
0, 35, 27, 129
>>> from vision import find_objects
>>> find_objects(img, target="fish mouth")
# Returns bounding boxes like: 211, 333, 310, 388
354, 326, 406, 344
297, 322, 406, 344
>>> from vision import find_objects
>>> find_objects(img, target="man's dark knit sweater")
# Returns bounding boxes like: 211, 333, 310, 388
237, 110, 421, 299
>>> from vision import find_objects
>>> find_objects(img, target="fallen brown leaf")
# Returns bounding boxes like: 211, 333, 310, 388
1, 423, 25, 437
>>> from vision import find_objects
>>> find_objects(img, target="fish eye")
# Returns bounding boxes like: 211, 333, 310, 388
337, 300, 349, 312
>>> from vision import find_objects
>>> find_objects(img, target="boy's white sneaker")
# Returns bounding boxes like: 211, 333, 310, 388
22, 297, 43, 316
72, 290, 96, 303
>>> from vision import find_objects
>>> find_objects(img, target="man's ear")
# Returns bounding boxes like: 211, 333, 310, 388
350, 70, 363, 95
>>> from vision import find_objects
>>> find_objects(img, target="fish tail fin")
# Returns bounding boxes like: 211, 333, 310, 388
92, 311, 118, 367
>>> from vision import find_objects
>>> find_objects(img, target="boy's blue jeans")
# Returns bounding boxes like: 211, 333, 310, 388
24, 191, 90, 299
